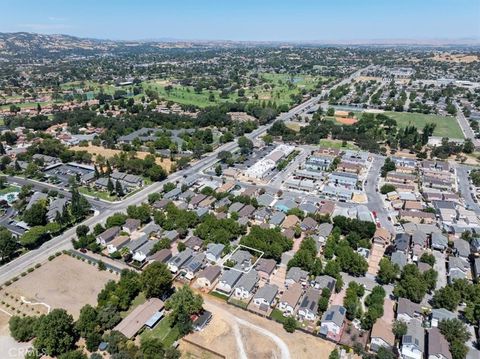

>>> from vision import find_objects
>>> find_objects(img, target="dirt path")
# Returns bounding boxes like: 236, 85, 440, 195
204, 299, 291, 359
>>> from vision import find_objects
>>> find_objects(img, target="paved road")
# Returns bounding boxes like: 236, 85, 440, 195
455, 164, 480, 214
455, 102, 480, 147
365, 155, 395, 233
0, 66, 370, 284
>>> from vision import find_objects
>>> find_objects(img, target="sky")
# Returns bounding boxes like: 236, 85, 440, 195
1, 0, 479, 42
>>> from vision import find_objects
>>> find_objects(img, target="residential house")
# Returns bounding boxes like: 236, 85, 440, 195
113, 298, 164, 339
149, 249, 172, 264
285, 267, 309, 287
252, 284, 278, 309
395, 233, 411, 253
107, 235, 130, 254
123, 218, 141, 234
320, 305, 346, 342
167, 248, 194, 273
234, 270, 259, 299
398, 210, 435, 224
229, 202, 245, 214
193, 310, 212, 332
238, 204, 255, 218
431, 308, 456, 328
401, 319, 424, 359
205, 243, 225, 263
313, 275, 336, 292
269, 211, 286, 227
329, 172, 358, 187
184, 236, 203, 251
428, 327, 452, 359
255, 258, 276, 281
448, 256, 469, 282
132, 240, 158, 262
196, 265, 221, 288
397, 298, 422, 323
431, 233, 449, 251
275, 198, 297, 213
278, 283, 303, 316
282, 215, 300, 229
257, 193, 275, 207
216, 270, 243, 294
182, 253, 206, 280
300, 217, 318, 232
452, 239, 471, 259
96, 226, 121, 246
370, 319, 395, 352
229, 250, 253, 271
373, 227, 392, 246
298, 288, 321, 321
164, 187, 182, 200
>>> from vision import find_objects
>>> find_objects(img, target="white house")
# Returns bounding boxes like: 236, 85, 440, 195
401, 319, 424, 359
233, 270, 259, 299
277, 283, 303, 316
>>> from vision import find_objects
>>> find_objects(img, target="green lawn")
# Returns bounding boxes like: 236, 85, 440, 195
78, 186, 118, 201
0, 185, 20, 195
385, 111, 464, 139
208, 291, 229, 301
270, 308, 287, 324
141, 316, 181, 347
319, 139, 359, 150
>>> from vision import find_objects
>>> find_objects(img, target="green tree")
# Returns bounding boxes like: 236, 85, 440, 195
215, 164, 222, 176
107, 177, 114, 193
9, 316, 39, 342
141, 262, 173, 298
34, 309, 77, 356
393, 264, 429, 303
0, 226, 18, 261
392, 320, 407, 338
165, 285, 203, 335
115, 180, 124, 197
380, 184, 396, 194
283, 316, 297, 333
23, 201, 47, 226
140, 336, 165, 359
328, 349, 340, 359
377, 258, 400, 284
420, 253, 435, 266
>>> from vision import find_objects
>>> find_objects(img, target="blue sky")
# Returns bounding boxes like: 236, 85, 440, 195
2, 0, 479, 41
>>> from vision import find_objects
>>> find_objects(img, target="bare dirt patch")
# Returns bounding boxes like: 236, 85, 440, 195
192, 296, 336, 359
335, 117, 358, 125
5, 255, 116, 319
71, 145, 173, 172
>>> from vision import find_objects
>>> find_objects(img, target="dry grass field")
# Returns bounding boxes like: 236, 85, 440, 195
71, 145, 173, 172
432, 53, 479, 63
4, 255, 116, 319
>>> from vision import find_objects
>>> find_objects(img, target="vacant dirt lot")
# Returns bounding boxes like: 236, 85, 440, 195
71, 145, 173, 172
184, 295, 336, 359
6, 255, 116, 319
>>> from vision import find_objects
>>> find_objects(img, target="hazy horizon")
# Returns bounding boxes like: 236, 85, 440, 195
1, 0, 479, 43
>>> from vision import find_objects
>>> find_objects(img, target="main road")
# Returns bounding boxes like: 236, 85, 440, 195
0, 66, 369, 284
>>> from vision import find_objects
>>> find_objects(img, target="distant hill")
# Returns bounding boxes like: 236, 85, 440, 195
0, 32, 478, 58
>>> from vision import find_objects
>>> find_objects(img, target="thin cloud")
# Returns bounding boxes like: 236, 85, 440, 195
18, 23, 72, 31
